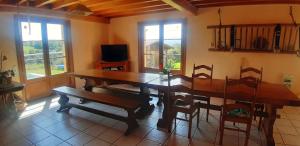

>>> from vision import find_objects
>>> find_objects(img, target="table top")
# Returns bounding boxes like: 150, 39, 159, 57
0, 82, 24, 95
72, 70, 160, 85
72, 70, 300, 106
147, 78, 300, 106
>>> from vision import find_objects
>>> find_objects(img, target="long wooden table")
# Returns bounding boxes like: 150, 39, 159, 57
147, 77, 300, 146
72, 70, 300, 146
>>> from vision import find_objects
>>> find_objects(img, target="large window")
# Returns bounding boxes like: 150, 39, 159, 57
139, 20, 186, 74
18, 17, 69, 80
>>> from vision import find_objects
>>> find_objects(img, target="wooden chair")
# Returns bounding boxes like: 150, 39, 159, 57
167, 72, 200, 138
192, 64, 213, 122
219, 77, 258, 146
240, 66, 263, 83
240, 66, 264, 129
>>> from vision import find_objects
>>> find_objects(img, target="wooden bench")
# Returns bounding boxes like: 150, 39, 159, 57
52, 86, 143, 135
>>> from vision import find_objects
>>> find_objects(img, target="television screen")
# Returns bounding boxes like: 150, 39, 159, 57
101, 44, 128, 62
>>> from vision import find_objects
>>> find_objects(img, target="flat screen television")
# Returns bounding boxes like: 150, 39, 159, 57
101, 44, 128, 62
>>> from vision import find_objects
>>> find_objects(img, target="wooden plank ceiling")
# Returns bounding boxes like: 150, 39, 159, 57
0, 0, 299, 19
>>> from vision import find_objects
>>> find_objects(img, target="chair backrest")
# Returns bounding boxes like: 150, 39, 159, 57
240, 66, 263, 83
224, 76, 259, 117
192, 64, 213, 79
167, 72, 194, 106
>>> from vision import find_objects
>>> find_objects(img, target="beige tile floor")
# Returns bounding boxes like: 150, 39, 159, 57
0, 95, 299, 146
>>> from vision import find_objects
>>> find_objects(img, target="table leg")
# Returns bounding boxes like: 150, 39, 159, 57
0, 93, 18, 118
80, 78, 95, 104
157, 90, 171, 129
263, 104, 281, 146
7, 93, 17, 117
135, 86, 155, 119
0, 94, 5, 118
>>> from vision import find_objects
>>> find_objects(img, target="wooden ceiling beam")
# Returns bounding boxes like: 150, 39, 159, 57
95, 4, 171, 16
191, 0, 300, 7
52, 0, 79, 10
35, 0, 57, 7
17, 0, 27, 5
83, 0, 112, 7
161, 0, 198, 15
93, 1, 166, 14
0, 4, 109, 23
89, 0, 159, 11
105, 6, 174, 17
195, 2, 300, 8
108, 8, 175, 18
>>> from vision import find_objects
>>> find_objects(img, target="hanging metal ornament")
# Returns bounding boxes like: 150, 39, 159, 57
290, 6, 297, 26
217, 8, 223, 49
289, 6, 300, 57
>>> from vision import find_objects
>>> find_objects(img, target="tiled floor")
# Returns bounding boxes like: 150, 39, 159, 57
0, 95, 299, 146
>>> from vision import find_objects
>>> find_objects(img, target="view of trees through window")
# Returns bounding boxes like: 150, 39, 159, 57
47, 24, 67, 76
21, 22, 67, 80
143, 22, 183, 71
163, 24, 182, 70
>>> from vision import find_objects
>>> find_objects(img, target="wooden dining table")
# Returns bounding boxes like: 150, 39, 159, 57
72, 70, 300, 146
146, 77, 300, 146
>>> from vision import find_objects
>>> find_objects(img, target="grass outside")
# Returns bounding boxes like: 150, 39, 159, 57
173, 62, 181, 69
26, 63, 65, 78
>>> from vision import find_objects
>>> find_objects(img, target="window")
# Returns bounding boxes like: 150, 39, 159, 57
21, 22, 46, 79
47, 24, 67, 75
139, 19, 186, 74
18, 17, 70, 80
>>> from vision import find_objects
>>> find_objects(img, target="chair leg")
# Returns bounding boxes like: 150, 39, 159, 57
244, 124, 251, 146
258, 106, 264, 130
258, 116, 262, 130
174, 112, 177, 130
168, 111, 176, 133
157, 90, 163, 106
254, 107, 257, 121
206, 98, 210, 122
197, 107, 200, 128
219, 120, 224, 145
188, 114, 193, 139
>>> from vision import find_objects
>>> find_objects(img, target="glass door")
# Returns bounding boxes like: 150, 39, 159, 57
21, 21, 46, 80
143, 24, 160, 72
163, 23, 182, 71
47, 23, 67, 75
16, 16, 73, 100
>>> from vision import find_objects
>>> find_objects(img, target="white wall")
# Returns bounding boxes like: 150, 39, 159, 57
0, 12, 109, 91
109, 5, 300, 95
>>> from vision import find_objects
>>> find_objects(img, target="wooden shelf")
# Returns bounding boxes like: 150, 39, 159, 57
207, 23, 299, 54
209, 48, 296, 54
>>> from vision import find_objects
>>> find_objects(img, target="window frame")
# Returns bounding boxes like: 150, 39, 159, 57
138, 19, 186, 74
15, 15, 74, 82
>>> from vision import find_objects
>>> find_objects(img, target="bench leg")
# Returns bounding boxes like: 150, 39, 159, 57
125, 109, 139, 136
57, 95, 71, 112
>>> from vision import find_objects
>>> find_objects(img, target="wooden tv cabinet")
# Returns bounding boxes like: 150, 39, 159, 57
96, 61, 129, 72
